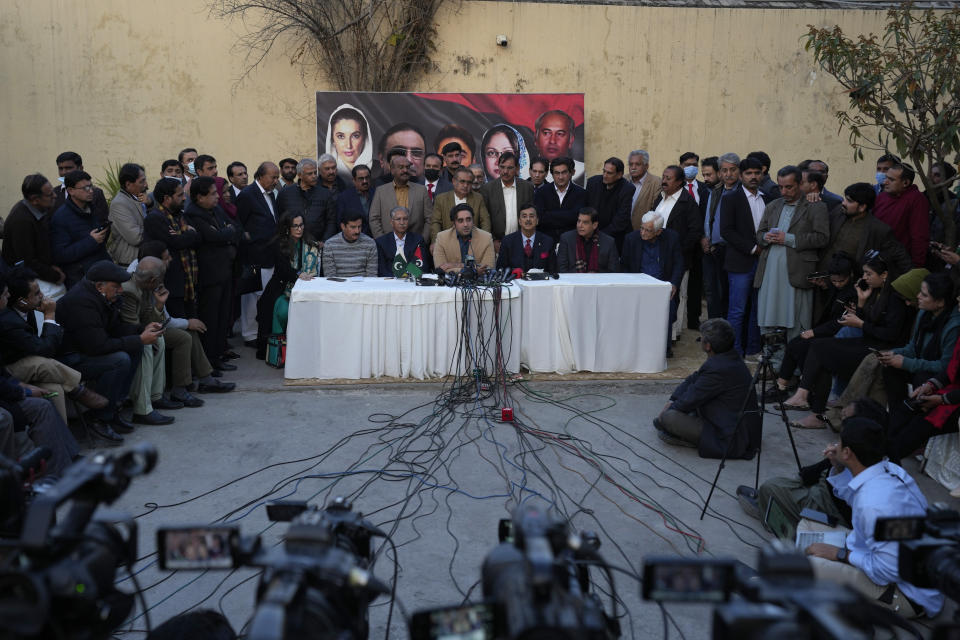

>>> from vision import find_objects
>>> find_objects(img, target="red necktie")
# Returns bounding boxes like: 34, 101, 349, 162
524, 238, 533, 258
687, 182, 696, 198
427, 183, 434, 200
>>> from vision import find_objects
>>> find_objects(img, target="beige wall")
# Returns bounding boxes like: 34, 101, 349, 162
0, 1, 891, 209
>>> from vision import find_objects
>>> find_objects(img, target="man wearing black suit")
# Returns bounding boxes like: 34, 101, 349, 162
423, 153, 452, 202
375, 206, 431, 277
720, 157, 773, 357
654, 318, 760, 459
679, 153, 710, 330
557, 208, 620, 273
276, 159, 337, 243
534, 157, 587, 245
497, 203, 557, 272
51, 151, 109, 225
585, 157, 635, 252
236, 162, 280, 348
621, 212, 685, 356
481, 152, 535, 251
336, 164, 376, 237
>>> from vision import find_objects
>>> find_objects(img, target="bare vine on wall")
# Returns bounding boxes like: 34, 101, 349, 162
210, 0, 442, 91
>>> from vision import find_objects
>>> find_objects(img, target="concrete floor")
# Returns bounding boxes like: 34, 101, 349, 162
85, 344, 957, 639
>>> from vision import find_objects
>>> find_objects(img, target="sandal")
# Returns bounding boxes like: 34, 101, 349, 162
790, 414, 832, 430
776, 401, 810, 411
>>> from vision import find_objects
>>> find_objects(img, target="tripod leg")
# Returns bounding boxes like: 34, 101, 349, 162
766, 359, 803, 473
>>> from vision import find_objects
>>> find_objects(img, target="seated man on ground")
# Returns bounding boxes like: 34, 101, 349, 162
322, 210, 378, 277
799, 417, 943, 618
557, 208, 620, 273
495, 203, 557, 273
0, 266, 106, 421
432, 203, 495, 273
56, 261, 165, 445
653, 318, 761, 459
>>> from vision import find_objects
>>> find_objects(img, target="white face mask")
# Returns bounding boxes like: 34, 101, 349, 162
58, 176, 65, 184
187, 161, 196, 175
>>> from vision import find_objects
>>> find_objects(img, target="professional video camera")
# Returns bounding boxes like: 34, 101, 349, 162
0, 443, 157, 640
0, 447, 53, 538
643, 541, 919, 639
156, 497, 390, 640
876, 505, 960, 605
409, 504, 621, 640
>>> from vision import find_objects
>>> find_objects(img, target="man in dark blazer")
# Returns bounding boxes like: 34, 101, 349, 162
585, 157, 635, 252
423, 153, 452, 202
52, 151, 109, 225
2, 173, 66, 294
336, 164, 376, 237
557, 208, 620, 273
236, 162, 280, 349
720, 157, 774, 356
621, 212, 685, 354
680, 153, 711, 330
496, 203, 557, 272
480, 152, 535, 248
534, 157, 587, 245
276, 159, 337, 242
654, 318, 761, 459
50, 170, 112, 288
375, 205, 431, 277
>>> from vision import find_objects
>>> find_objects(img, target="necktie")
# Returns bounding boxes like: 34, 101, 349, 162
687, 183, 696, 198
428, 183, 434, 201
268, 191, 278, 220
524, 238, 533, 258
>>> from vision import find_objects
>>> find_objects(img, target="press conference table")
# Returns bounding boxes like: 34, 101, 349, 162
284, 273, 671, 381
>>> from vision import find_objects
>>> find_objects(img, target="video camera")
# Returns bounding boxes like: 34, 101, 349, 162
643, 541, 918, 639
409, 504, 621, 640
0, 443, 157, 639
156, 497, 390, 640
0, 447, 53, 538
876, 505, 960, 604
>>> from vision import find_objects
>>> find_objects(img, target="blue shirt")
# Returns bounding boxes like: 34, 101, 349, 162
828, 461, 944, 615
640, 238, 662, 279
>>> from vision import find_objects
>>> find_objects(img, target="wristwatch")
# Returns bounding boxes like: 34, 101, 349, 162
837, 547, 849, 563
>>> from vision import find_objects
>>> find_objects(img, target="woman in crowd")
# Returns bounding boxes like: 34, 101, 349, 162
256, 213, 321, 348
878, 271, 960, 408
779, 254, 911, 428
325, 104, 372, 184
480, 124, 529, 182
769, 252, 857, 400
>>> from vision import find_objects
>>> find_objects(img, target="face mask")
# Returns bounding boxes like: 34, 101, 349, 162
58, 176, 65, 184
187, 161, 196, 175
424, 169, 441, 182
683, 165, 698, 180
875, 172, 887, 185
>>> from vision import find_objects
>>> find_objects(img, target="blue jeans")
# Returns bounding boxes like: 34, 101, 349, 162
59, 349, 141, 421
728, 265, 760, 355
702, 245, 728, 319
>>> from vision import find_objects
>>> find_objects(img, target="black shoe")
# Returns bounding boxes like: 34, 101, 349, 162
170, 391, 204, 407
217, 361, 238, 371
799, 458, 832, 487
153, 397, 185, 411
89, 420, 124, 445
243, 339, 258, 348
210, 369, 223, 378
197, 380, 236, 393
111, 415, 135, 434
255, 349, 266, 360
736, 485, 760, 520
222, 349, 241, 360
132, 410, 175, 425
666, 347, 674, 359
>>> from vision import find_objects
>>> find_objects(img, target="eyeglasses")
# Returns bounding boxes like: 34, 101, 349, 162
71, 184, 94, 192
389, 146, 425, 160
485, 148, 515, 160
290, 223, 305, 229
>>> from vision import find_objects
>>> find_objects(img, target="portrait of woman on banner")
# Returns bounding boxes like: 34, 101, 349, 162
480, 123, 529, 182
325, 104, 373, 184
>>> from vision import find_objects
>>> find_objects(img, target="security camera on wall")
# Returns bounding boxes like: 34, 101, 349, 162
496, 35, 508, 47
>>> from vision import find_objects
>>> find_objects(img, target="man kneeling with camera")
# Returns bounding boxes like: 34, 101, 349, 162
653, 318, 761, 459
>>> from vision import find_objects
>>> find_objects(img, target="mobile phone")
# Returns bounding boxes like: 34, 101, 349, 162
327, 277, 346, 282
159, 317, 170, 329
799, 507, 837, 527
156, 525, 240, 570
43, 391, 59, 399
857, 278, 870, 291
95, 220, 113, 232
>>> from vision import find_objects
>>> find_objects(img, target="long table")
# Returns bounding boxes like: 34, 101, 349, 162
514, 273, 671, 374
285, 277, 520, 380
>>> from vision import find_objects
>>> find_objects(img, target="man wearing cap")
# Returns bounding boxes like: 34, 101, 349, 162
799, 418, 944, 618
433, 204, 495, 273
56, 260, 165, 444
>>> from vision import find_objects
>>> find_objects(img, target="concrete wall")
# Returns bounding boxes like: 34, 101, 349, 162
0, 1, 891, 208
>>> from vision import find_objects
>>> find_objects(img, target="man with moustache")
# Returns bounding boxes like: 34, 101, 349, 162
369, 152, 432, 238
277, 159, 336, 243
144, 178, 201, 318
534, 110, 584, 184
376, 122, 427, 185
628, 150, 660, 231
534, 157, 587, 245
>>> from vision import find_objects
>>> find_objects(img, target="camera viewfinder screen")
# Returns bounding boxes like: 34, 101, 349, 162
647, 563, 730, 602
427, 604, 494, 640
160, 527, 236, 570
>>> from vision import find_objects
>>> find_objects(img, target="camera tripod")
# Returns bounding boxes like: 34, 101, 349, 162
699, 341, 803, 520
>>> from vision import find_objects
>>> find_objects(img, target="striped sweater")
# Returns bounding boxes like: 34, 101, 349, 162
321, 233, 378, 277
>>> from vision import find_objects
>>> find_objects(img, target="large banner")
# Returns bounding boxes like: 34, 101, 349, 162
316, 92, 586, 186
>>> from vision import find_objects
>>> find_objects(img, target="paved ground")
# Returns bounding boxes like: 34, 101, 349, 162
79, 335, 955, 639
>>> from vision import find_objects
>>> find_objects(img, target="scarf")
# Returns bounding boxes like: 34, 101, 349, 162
575, 232, 600, 273
161, 205, 198, 303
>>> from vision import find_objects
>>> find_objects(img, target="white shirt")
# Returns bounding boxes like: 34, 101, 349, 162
454, 194, 468, 207
828, 462, 943, 615
502, 180, 518, 235
257, 181, 276, 220
684, 180, 700, 204
394, 233, 406, 260
743, 185, 765, 231
654, 190, 681, 227
555, 183, 569, 205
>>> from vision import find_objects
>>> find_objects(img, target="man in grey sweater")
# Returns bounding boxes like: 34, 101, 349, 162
322, 210, 378, 277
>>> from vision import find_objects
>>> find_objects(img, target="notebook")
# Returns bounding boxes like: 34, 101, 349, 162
795, 529, 848, 549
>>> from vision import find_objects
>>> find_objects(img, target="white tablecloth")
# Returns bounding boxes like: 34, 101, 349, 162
514, 273, 672, 374
285, 277, 520, 380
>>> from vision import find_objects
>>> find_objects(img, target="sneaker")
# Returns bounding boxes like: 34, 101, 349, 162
736, 485, 760, 520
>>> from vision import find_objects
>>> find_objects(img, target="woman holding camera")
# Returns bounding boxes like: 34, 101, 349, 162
779, 254, 910, 428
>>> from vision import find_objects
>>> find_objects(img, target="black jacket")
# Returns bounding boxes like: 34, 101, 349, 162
670, 350, 761, 459
49, 198, 113, 287
1, 201, 61, 283
719, 186, 773, 273
585, 175, 635, 249
236, 184, 279, 267
53, 183, 109, 225
534, 183, 588, 244
55, 279, 141, 356
336, 186, 376, 237
556, 230, 620, 273
0, 308, 62, 365
651, 189, 703, 254
375, 232, 431, 277
496, 231, 557, 272
143, 208, 201, 299
277, 184, 337, 242
621, 228, 685, 288
183, 203, 240, 285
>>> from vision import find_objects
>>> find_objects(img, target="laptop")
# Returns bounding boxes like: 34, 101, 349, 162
763, 494, 799, 541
